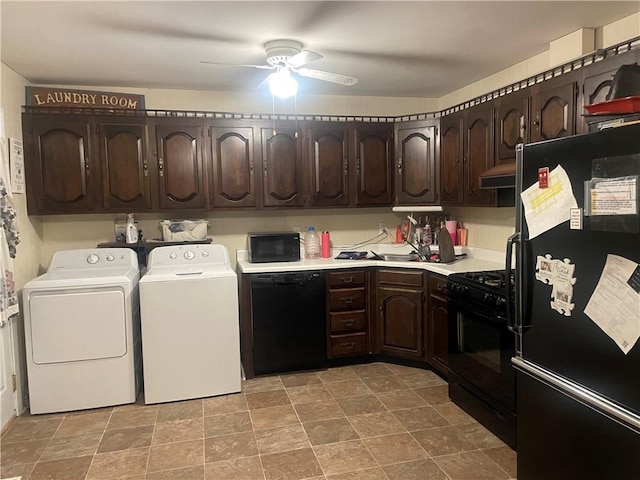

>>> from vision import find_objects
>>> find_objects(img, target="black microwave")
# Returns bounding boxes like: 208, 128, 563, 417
248, 232, 301, 263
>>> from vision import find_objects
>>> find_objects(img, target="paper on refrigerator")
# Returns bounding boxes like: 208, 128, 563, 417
584, 254, 640, 355
521, 165, 578, 239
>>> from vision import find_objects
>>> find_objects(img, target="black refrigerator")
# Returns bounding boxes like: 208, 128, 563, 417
508, 123, 640, 480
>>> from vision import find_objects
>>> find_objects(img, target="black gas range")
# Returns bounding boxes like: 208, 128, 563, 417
446, 269, 517, 449
447, 270, 514, 317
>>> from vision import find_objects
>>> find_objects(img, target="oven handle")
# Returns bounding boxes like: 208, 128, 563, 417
506, 232, 520, 333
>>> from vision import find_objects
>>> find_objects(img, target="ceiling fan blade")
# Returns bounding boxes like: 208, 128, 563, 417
200, 61, 274, 70
296, 68, 358, 86
287, 49, 323, 67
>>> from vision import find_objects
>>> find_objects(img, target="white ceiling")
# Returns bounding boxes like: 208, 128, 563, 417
2, 1, 639, 98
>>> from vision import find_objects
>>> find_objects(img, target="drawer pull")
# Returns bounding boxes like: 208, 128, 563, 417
340, 318, 355, 327
341, 276, 354, 284
340, 342, 356, 350
340, 296, 355, 305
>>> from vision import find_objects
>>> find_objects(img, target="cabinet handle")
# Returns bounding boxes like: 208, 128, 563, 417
355, 158, 361, 177
437, 283, 446, 291
397, 157, 402, 173
343, 158, 348, 176
263, 161, 268, 177
341, 318, 355, 327
85, 157, 90, 173
340, 296, 355, 305
158, 157, 164, 177
340, 342, 356, 350
249, 159, 254, 176
143, 160, 149, 177
341, 276, 354, 284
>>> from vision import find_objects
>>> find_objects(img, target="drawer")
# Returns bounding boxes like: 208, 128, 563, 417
327, 270, 365, 288
328, 287, 366, 311
378, 268, 424, 287
329, 333, 367, 357
428, 274, 448, 295
329, 310, 366, 334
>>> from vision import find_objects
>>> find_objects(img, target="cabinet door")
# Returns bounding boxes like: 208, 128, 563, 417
495, 89, 529, 165
579, 52, 640, 133
395, 124, 438, 204
531, 74, 577, 143
308, 123, 349, 207
22, 114, 99, 214
440, 113, 464, 204
352, 124, 393, 206
153, 121, 207, 210
209, 125, 257, 208
428, 293, 449, 375
261, 127, 305, 207
463, 103, 495, 206
378, 287, 424, 359
98, 118, 152, 211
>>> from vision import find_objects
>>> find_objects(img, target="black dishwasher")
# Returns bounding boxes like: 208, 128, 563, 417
251, 271, 326, 375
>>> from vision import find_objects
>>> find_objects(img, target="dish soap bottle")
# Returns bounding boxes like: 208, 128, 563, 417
304, 226, 320, 259
125, 213, 138, 244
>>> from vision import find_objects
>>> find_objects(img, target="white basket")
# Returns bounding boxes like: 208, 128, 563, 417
160, 220, 209, 241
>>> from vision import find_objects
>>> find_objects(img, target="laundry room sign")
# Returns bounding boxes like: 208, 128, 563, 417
26, 87, 145, 110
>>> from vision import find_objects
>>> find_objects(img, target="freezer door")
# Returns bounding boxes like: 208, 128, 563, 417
517, 124, 640, 413
515, 358, 640, 480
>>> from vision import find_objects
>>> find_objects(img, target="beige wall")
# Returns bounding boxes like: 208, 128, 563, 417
440, 14, 640, 110
1, 64, 43, 286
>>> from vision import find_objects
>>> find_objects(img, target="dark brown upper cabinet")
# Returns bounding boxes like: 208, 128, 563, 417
22, 114, 100, 214
351, 123, 393, 206
495, 89, 530, 165
394, 122, 438, 205
208, 123, 258, 208
530, 72, 578, 143
439, 112, 464, 204
579, 51, 640, 133
440, 103, 495, 206
307, 122, 350, 207
151, 119, 208, 210
98, 117, 151, 212
463, 102, 495, 206
261, 126, 306, 207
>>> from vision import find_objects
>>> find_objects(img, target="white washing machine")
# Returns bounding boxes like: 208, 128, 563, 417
139, 243, 241, 404
22, 248, 141, 414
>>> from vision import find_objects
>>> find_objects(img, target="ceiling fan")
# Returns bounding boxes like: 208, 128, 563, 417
201, 39, 358, 97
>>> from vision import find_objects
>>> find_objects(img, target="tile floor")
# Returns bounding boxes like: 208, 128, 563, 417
0, 362, 517, 480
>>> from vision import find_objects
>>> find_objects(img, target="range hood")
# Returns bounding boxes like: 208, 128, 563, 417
479, 162, 516, 189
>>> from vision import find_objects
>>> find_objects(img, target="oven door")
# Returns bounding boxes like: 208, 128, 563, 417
447, 298, 515, 411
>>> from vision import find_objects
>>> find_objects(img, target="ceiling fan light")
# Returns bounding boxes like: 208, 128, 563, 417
268, 69, 298, 98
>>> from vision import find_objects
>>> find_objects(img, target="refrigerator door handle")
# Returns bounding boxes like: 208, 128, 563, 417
506, 232, 520, 333
513, 357, 640, 433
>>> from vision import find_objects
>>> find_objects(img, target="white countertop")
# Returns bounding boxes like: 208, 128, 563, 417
237, 244, 506, 276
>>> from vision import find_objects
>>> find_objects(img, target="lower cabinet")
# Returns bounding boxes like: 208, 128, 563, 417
376, 269, 426, 360
326, 269, 369, 358
426, 274, 449, 375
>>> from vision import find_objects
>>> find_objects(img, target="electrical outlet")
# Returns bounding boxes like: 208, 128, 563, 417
378, 223, 388, 235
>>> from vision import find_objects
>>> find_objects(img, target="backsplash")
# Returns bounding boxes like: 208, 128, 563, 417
40, 206, 515, 269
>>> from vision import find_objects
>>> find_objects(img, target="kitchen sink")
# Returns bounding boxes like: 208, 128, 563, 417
376, 253, 421, 262
371, 251, 467, 264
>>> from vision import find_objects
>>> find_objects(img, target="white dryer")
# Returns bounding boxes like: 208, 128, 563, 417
22, 248, 141, 414
139, 243, 241, 404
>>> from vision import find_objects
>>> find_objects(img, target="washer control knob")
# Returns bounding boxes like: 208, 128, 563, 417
87, 254, 99, 264
184, 250, 195, 260
106, 255, 115, 262
202, 251, 209, 257
169, 253, 177, 259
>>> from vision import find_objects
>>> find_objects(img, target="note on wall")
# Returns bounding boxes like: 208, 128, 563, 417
584, 254, 640, 355
521, 165, 578, 239
9, 137, 24, 194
